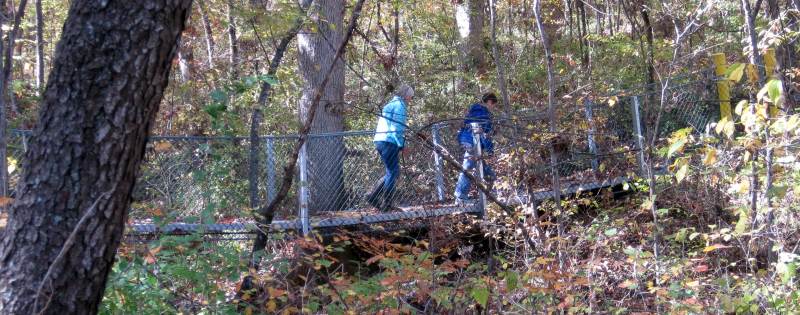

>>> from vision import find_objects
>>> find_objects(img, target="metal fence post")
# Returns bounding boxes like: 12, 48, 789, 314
431, 123, 445, 202
265, 138, 276, 205
631, 96, 647, 175
583, 99, 599, 172
470, 122, 486, 218
298, 142, 310, 236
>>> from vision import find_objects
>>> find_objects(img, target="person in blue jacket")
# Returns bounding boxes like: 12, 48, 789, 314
455, 92, 497, 203
367, 84, 413, 211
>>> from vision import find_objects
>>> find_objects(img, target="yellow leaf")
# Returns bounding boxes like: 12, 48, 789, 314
703, 148, 717, 166
685, 280, 700, 288
735, 100, 748, 116
267, 300, 277, 312
703, 244, 730, 253
608, 96, 618, 107
675, 164, 689, 183
756, 103, 768, 119
726, 63, 745, 82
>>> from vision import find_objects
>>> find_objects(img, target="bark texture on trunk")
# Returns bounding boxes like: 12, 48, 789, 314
0, 1, 191, 313
298, 0, 346, 213
455, 0, 487, 77
227, 0, 239, 78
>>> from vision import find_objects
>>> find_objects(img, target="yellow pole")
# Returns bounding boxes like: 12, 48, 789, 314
713, 53, 732, 120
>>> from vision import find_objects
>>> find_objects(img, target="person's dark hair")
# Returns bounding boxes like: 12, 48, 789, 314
482, 92, 498, 103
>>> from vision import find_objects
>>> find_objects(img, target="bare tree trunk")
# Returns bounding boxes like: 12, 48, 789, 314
299, 0, 346, 212
741, 0, 766, 223
0, 1, 191, 313
34, 0, 44, 94
489, 0, 510, 113
641, 6, 656, 107
247, 1, 310, 215
227, 0, 239, 78
177, 37, 194, 83
533, 0, 563, 262
577, 0, 588, 65
2, 0, 28, 115
0, 0, 27, 198
198, 0, 215, 69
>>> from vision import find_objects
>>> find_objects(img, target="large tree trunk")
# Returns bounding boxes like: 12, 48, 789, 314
34, 0, 44, 94
0, 1, 191, 313
298, 0, 346, 213
455, 0, 487, 80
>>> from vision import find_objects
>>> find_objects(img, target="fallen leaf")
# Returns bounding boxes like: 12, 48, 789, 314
703, 244, 731, 253
268, 287, 287, 297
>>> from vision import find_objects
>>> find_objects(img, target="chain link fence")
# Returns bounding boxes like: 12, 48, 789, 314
5, 69, 721, 241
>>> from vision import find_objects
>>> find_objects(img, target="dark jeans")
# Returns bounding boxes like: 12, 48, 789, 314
367, 141, 401, 209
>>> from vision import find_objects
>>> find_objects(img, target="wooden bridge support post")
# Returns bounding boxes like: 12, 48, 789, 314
470, 122, 486, 218
298, 142, 310, 235
764, 48, 777, 79
583, 99, 599, 173
631, 96, 647, 175
431, 123, 446, 202
265, 138, 276, 205
712, 53, 732, 121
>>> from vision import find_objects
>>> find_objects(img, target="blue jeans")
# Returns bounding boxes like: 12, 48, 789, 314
454, 146, 495, 200
367, 141, 401, 207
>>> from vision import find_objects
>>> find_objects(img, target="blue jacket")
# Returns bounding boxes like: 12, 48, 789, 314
458, 103, 494, 154
373, 96, 407, 148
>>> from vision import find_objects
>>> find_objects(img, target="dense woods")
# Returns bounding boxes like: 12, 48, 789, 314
0, 0, 797, 313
